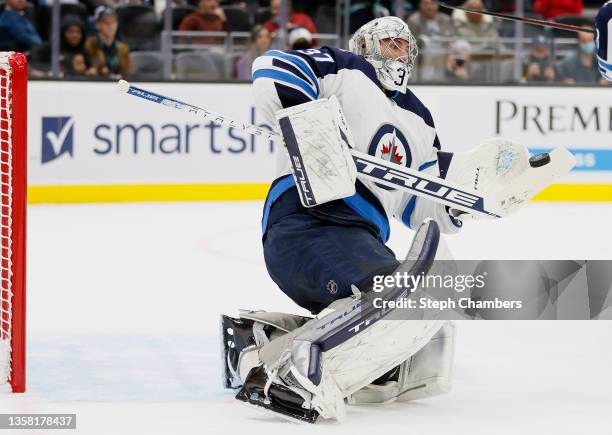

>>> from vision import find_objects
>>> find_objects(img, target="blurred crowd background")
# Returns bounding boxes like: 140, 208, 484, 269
0, 0, 607, 85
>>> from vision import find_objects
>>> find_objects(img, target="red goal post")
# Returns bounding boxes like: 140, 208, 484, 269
0, 52, 27, 393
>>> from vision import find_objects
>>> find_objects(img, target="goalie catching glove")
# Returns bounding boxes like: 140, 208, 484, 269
442, 138, 575, 221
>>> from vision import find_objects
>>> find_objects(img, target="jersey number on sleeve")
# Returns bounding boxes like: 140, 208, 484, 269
298, 49, 335, 63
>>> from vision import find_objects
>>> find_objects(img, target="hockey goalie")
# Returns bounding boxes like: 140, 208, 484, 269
220, 16, 574, 423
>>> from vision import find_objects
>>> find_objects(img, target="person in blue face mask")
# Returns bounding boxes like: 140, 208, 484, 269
595, 1, 612, 81
556, 31, 606, 84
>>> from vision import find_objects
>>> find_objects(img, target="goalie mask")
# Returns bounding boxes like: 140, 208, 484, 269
349, 16, 418, 94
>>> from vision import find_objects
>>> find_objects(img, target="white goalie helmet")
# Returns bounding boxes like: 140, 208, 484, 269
349, 16, 418, 94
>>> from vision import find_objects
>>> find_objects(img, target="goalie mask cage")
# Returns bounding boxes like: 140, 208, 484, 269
0, 52, 27, 393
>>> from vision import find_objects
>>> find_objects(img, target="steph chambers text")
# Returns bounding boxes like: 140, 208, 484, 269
372, 297, 523, 310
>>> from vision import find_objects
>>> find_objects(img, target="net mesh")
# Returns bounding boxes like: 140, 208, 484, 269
0, 53, 14, 386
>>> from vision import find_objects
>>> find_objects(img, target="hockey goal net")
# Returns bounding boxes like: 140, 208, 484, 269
0, 52, 27, 393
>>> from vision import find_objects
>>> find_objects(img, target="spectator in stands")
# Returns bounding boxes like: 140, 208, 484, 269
407, 0, 453, 40
451, 0, 500, 51
86, 7, 132, 78
179, 0, 228, 45
444, 39, 477, 82
31, 15, 97, 78
556, 31, 604, 84
61, 16, 97, 77
263, 0, 317, 36
66, 53, 89, 76
235, 24, 271, 80
524, 35, 555, 82
288, 26, 312, 49
0, 0, 41, 52
533, 0, 583, 20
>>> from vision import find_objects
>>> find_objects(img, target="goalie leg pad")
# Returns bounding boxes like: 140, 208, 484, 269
347, 321, 456, 404
254, 220, 445, 422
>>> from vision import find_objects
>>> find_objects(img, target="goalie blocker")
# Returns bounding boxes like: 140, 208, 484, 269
221, 220, 455, 423
276, 96, 357, 208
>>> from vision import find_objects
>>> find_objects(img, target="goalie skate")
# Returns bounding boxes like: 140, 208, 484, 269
221, 311, 312, 389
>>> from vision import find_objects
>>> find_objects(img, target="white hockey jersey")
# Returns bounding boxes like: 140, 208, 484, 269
252, 47, 461, 242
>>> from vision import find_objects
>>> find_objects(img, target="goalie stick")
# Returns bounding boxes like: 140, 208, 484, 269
117, 80, 574, 219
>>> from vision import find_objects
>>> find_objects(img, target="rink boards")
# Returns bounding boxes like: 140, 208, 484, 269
27, 81, 612, 203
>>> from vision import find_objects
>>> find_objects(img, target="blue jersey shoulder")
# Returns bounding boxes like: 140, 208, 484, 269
285, 47, 380, 85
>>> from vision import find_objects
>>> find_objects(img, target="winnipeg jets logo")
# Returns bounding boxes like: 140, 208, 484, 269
379, 129, 404, 164
368, 124, 411, 190
369, 125, 410, 166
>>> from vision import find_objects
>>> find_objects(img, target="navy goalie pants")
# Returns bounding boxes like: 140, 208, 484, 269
263, 186, 400, 314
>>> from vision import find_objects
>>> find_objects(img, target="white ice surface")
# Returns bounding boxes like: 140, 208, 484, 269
1, 201, 611, 434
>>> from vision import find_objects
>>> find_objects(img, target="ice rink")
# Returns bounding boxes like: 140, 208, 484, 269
1, 200, 612, 434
